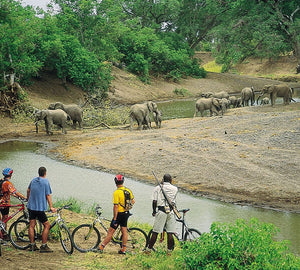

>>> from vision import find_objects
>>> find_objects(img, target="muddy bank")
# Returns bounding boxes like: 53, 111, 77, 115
3, 102, 299, 213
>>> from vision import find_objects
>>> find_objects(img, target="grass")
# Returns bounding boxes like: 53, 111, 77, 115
203, 61, 223, 73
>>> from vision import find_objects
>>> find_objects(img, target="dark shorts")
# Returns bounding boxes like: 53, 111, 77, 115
0, 207, 9, 216
110, 212, 130, 229
28, 209, 48, 224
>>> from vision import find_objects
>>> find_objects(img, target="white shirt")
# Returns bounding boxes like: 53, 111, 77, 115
151, 182, 178, 207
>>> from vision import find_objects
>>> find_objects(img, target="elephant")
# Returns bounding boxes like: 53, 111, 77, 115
34, 109, 70, 135
212, 91, 229, 99
129, 101, 158, 130
260, 97, 270, 105
241, 86, 255, 106
153, 110, 162, 128
194, 97, 220, 117
256, 84, 293, 106
228, 96, 240, 108
217, 98, 230, 115
48, 102, 83, 129
201, 92, 214, 98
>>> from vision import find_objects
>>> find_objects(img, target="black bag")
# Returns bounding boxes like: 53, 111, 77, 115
121, 188, 133, 211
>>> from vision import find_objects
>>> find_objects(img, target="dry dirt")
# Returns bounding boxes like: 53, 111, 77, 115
0, 54, 300, 268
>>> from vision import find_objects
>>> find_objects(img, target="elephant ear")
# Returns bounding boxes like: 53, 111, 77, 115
147, 101, 153, 112
54, 102, 63, 109
41, 110, 48, 119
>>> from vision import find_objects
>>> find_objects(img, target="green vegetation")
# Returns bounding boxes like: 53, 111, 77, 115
1, 0, 299, 104
55, 200, 299, 269
177, 218, 300, 269
173, 88, 192, 97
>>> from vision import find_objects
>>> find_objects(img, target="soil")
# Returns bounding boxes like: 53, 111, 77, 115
0, 54, 299, 268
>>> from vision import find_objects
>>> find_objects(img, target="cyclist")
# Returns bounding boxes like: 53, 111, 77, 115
0, 167, 27, 240
145, 173, 178, 254
27, 166, 56, 252
94, 174, 135, 255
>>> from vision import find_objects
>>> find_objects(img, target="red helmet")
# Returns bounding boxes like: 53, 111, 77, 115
114, 174, 124, 183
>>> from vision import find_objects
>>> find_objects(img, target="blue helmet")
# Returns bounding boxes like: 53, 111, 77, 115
2, 168, 13, 177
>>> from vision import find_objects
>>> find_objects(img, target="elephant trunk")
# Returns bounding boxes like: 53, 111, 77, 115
256, 93, 264, 104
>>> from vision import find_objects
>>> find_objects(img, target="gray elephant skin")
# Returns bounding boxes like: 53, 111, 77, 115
212, 91, 229, 99
260, 97, 270, 105
217, 98, 230, 115
48, 102, 83, 128
153, 110, 162, 128
194, 97, 220, 117
35, 109, 70, 135
228, 96, 241, 108
257, 84, 293, 106
241, 86, 255, 106
129, 101, 158, 130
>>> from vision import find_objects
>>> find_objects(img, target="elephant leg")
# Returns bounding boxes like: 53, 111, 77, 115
72, 120, 76, 129
137, 119, 143, 130
62, 123, 67, 134
46, 119, 53, 135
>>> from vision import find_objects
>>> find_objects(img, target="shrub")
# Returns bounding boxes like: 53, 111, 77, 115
177, 218, 300, 269
173, 88, 191, 97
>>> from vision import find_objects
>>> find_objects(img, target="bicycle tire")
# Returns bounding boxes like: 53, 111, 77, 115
58, 223, 74, 255
17, 214, 43, 236
72, 224, 101, 253
8, 220, 31, 250
122, 227, 148, 253
183, 228, 201, 241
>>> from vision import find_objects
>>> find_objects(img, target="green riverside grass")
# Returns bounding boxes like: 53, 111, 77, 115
50, 199, 299, 269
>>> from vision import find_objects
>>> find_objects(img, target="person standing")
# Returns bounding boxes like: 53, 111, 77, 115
27, 167, 56, 252
0, 168, 27, 240
145, 173, 178, 254
94, 174, 135, 254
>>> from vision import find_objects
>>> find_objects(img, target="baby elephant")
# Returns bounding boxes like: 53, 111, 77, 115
34, 109, 70, 135
153, 110, 162, 128
260, 97, 270, 105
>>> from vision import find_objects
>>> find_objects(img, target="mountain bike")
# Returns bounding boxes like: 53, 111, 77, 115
8, 203, 74, 254
72, 205, 148, 253
147, 208, 201, 243
0, 197, 42, 241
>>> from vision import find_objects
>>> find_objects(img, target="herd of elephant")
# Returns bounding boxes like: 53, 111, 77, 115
33, 84, 294, 134
194, 84, 294, 117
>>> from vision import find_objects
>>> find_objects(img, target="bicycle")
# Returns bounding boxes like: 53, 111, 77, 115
147, 208, 201, 243
0, 197, 42, 241
8, 203, 74, 254
72, 205, 148, 253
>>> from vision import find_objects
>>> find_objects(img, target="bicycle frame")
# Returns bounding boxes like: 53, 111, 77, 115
0, 198, 27, 236
175, 209, 190, 241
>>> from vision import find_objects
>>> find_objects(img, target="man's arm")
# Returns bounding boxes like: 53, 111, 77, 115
14, 191, 27, 200
46, 194, 56, 212
152, 200, 157, 216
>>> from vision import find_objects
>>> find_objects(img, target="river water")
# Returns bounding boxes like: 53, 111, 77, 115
0, 141, 299, 255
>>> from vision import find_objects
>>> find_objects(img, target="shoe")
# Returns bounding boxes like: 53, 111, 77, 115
40, 244, 53, 253
28, 243, 39, 251
91, 247, 103, 253
118, 249, 126, 255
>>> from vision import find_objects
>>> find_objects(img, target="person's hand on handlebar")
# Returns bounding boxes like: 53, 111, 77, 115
50, 206, 56, 213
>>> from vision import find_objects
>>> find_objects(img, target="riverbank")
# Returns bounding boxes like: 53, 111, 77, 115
1, 100, 299, 213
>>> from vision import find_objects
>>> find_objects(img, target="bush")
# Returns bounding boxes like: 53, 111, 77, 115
173, 88, 191, 97
177, 218, 300, 269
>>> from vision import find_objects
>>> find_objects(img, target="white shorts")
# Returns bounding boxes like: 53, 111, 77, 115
152, 211, 176, 233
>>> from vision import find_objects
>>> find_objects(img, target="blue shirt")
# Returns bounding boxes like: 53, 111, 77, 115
27, 177, 52, 211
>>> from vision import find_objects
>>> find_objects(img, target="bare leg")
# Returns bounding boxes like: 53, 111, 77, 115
147, 231, 158, 249
101, 226, 116, 247
167, 233, 174, 250
42, 221, 51, 244
29, 219, 36, 243
120, 226, 127, 251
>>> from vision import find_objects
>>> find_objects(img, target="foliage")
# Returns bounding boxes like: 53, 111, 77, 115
173, 88, 192, 97
53, 197, 82, 213
177, 218, 300, 269
83, 101, 130, 127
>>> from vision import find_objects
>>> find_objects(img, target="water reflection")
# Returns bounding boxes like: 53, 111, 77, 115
0, 141, 299, 255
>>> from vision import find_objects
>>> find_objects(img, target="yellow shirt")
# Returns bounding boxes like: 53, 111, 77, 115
113, 186, 134, 212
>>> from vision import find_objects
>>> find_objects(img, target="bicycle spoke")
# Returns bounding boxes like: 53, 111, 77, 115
9, 220, 31, 250
59, 224, 74, 255
125, 228, 147, 253
72, 224, 100, 252
184, 228, 201, 241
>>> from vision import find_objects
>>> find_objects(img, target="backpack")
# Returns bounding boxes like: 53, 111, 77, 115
0, 179, 6, 198
120, 188, 133, 211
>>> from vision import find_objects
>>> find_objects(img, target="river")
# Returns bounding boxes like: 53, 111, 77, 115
0, 140, 299, 255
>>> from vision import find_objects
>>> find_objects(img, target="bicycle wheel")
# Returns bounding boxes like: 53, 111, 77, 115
58, 223, 74, 255
17, 214, 43, 237
125, 227, 148, 253
72, 224, 101, 253
8, 220, 31, 250
183, 228, 201, 241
